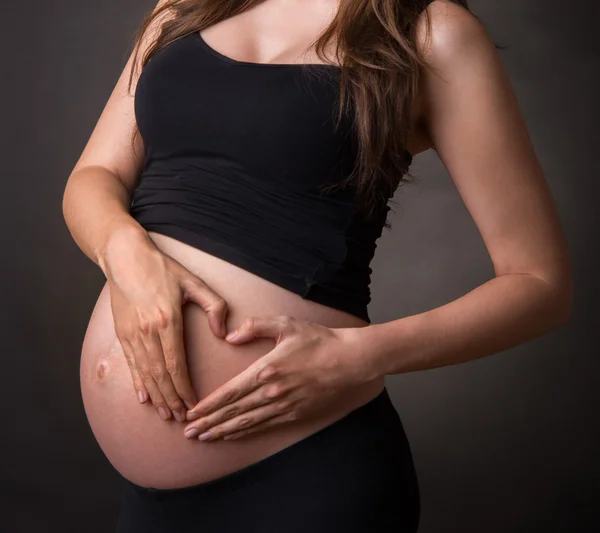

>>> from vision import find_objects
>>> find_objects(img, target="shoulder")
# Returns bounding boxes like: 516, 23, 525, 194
408, 1, 506, 154
415, 0, 495, 68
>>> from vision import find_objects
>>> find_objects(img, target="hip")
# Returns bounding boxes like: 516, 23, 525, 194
115, 387, 421, 533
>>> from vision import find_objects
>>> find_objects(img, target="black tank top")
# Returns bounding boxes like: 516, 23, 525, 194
130, 27, 417, 323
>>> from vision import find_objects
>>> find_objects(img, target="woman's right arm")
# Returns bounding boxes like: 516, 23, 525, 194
62, 0, 229, 423
63, 0, 168, 269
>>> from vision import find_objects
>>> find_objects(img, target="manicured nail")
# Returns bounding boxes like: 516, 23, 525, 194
198, 431, 212, 441
173, 411, 186, 422
158, 407, 169, 420
185, 427, 199, 438
225, 330, 238, 341
137, 391, 145, 403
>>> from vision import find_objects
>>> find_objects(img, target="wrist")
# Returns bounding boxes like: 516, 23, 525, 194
338, 323, 392, 383
96, 223, 153, 278
340, 317, 417, 382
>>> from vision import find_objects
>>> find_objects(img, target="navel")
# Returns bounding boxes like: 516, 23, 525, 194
95, 358, 112, 381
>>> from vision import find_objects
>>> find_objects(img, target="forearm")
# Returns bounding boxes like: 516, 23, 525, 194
353, 273, 571, 380
62, 165, 152, 276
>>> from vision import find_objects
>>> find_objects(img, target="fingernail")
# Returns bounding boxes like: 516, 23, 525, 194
137, 391, 145, 403
173, 411, 186, 422
186, 411, 201, 421
158, 407, 169, 420
198, 431, 212, 441
185, 427, 199, 438
225, 329, 238, 341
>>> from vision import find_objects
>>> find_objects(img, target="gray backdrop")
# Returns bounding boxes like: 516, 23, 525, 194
2, 0, 598, 531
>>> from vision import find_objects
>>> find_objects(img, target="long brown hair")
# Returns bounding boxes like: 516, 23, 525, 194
126, 0, 470, 222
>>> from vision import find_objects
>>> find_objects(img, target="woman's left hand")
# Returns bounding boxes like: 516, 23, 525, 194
183, 315, 369, 441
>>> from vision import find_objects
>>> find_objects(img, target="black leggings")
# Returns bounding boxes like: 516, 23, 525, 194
115, 387, 420, 532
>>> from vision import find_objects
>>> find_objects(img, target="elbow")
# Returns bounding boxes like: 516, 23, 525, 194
62, 168, 83, 225
541, 274, 574, 329
62, 178, 75, 227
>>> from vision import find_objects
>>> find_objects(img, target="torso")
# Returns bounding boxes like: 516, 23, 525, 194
81, 232, 384, 489
80, 0, 432, 490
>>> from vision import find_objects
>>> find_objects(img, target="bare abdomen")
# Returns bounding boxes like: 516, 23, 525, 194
80, 231, 384, 489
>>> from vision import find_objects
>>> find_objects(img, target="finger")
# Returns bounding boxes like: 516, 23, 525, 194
222, 411, 297, 441
184, 385, 271, 437
180, 275, 229, 338
191, 399, 287, 441
132, 332, 175, 421
157, 310, 198, 412
142, 328, 187, 421
129, 361, 149, 404
133, 341, 173, 421
116, 335, 149, 404
224, 315, 295, 344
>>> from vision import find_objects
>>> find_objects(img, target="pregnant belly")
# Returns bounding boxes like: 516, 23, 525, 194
80, 231, 384, 489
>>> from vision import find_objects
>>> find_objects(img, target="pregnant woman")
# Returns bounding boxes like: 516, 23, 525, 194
62, 0, 572, 531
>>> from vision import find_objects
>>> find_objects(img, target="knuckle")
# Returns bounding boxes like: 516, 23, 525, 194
124, 353, 137, 367
277, 399, 292, 412
211, 296, 227, 314
154, 307, 173, 330
138, 364, 152, 379
224, 405, 241, 418
265, 383, 286, 399
223, 389, 238, 403
164, 357, 180, 376
239, 316, 254, 332
237, 417, 252, 428
149, 395, 166, 409
276, 315, 295, 330
257, 364, 278, 383
150, 365, 165, 380
166, 398, 184, 411
137, 314, 152, 335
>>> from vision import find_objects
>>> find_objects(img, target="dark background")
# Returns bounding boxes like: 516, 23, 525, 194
2, 0, 598, 531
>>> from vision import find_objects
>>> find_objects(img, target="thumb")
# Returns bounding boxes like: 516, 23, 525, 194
180, 275, 229, 338
225, 315, 294, 344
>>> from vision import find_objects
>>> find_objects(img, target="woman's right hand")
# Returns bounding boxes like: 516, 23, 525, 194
100, 229, 229, 423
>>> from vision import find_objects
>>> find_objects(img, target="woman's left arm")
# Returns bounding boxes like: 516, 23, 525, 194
182, 3, 573, 441
353, 1, 573, 380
